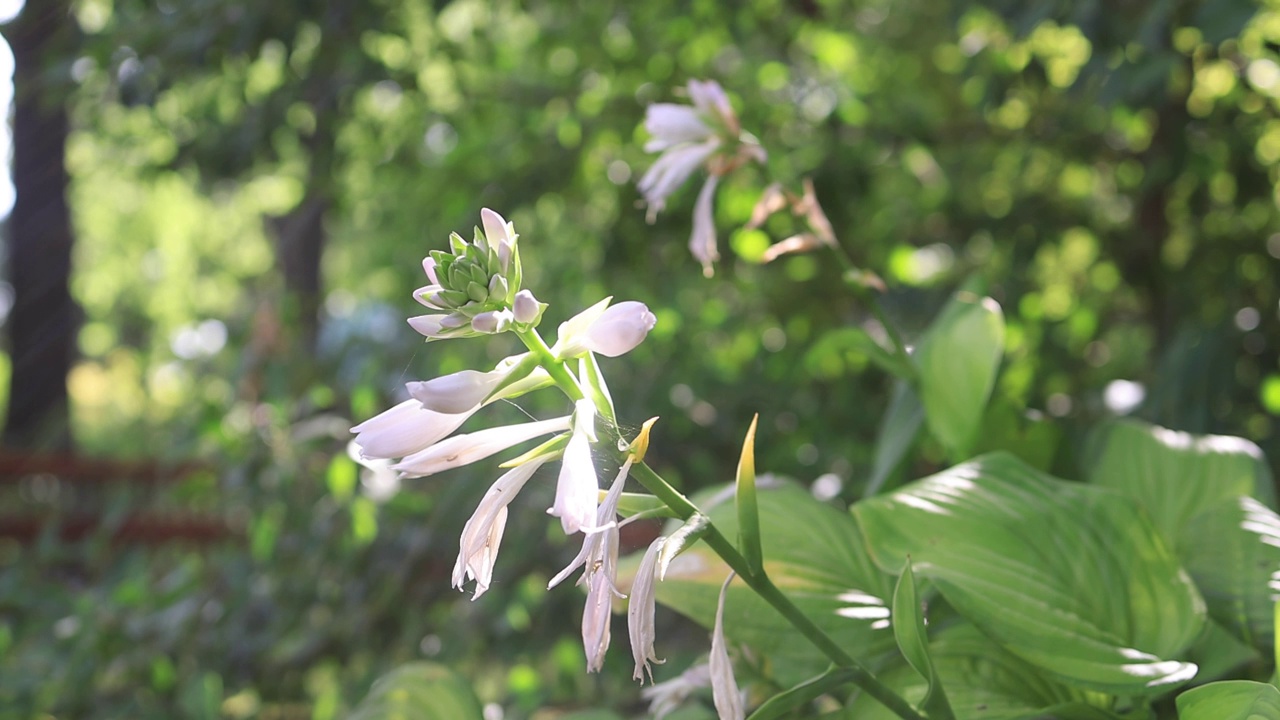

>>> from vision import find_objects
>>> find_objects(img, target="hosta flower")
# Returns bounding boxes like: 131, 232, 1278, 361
391, 415, 570, 478
453, 455, 552, 599
554, 298, 657, 360
351, 399, 476, 461
642, 663, 712, 720
628, 535, 666, 683
550, 399, 601, 534
639, 79, 765, 277
407, 354, 535, 414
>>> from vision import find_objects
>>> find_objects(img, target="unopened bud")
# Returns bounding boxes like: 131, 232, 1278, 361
513, 289, 541, 324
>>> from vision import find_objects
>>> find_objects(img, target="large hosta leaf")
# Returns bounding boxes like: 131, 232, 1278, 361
853, 453, 1205, 695
622, 484, 896, 679
846, 624, 1122, 720
1086, 420, 1278, 651
1180, 497, 1280, 651
915, 293, 1004, 459
348, 662, 484, 720
1176, 680, 1280, 719
1086, 420, 1275, 540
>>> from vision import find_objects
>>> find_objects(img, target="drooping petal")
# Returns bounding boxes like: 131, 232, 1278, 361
642, 664, 711, 720
392, 416, 571, 478
710, 572, 745, 720
453, 456, 551, 599
350, 399, 475, 460
637, 139, 720, 218
582, 570, 614, 673
629, 535, 667, 683
644, 103, 712, 151
688, 79, 737, 134
549, 458, 632, 589
581, 302, 657, 358
690, 174, 721, 277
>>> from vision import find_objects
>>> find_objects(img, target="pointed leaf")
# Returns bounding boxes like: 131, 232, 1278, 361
854, 453, 1205, 695
915, 293, 1004, 458
616, 492, 677, 519
893, 560, 955, 719
736, 415, 763, 574
747, 665, 857, 720
866, 381, 924, 496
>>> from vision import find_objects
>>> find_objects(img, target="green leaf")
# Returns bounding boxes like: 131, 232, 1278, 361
1086, 419, 1275, 541
893, 560, 955, 719
736, 415, 763, 574
847, 624, 1123, 720
914, 293, 1005, 459
326, 455, 358, 503
1086, 420, 1277, 651
1176, 680, 1280, 719
348, 662, 484, 720
1180, 497, 1280, 652
621, 483, 896, 681
616, 492, 678, 519
806, 326, 914, 380
747, 665, 858, 720
853, 453, 1205, 695
866, 381, 924, 496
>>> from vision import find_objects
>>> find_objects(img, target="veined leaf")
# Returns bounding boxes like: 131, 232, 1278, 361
853, 453, 1205, 695
1176, 680, 1280, 719
914, 293, 1004, 459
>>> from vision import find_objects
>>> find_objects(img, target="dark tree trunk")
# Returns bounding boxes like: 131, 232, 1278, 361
3, 2, 77, 449
270, 191, 329, 350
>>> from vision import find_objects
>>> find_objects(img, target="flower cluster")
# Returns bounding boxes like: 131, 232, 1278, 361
639, 79, 765, 277
351, 209, 663, 672
410, 208, 546, 339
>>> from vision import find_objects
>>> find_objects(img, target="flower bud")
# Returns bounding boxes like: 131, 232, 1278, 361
513, 289, 541, 324
471, 309, 514, 334
583, 301, 657, 357
422, 256, 440, 285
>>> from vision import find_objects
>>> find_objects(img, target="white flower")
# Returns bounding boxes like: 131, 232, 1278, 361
554, 299, 657, 360
710, 572, 745, 720
550, 399, 600, 534
638, 137, 721, 220
453, 455, 552, 599
548, 458, 631, 589
690, 175, 721, 277
391, 416, 570, 478
350, 399, 476, 460
629, 535, 666, 683
642, 663, 712, 720
407, 363, 514, 415
407, 312, 467, 339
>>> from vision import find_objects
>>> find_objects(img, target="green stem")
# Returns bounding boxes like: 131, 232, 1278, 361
629, 462, 926, 720
515, 328, 584, 402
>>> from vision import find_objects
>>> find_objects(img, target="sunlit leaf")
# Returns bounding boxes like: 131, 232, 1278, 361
914, 294, 1005, 459
853, 453, 1205, 695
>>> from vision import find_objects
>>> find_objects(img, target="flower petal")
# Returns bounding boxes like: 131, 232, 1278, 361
453, 456, 551, 599
629, 536, 667, 683
710, 572, 745, 720
690, 174, 721, 277
391, 416, 570, 478
582, 301, 657, 358
350, 399, 475, 460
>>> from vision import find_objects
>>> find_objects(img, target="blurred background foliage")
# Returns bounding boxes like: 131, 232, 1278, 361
1, 0, 1278, 717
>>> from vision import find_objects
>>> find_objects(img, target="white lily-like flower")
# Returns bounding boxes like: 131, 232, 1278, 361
642, 663, 712, 720
391, 415, 570, 478
350, 399, 476, 460
710, 572, 745, 720
453, 455, 552, 600
550, 399, 600, 534
629, 535, 667, 683
548, 458, 631, 589
554, 299, 657, 360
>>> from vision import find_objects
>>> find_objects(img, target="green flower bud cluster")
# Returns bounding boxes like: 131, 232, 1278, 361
409, 209, 546, 340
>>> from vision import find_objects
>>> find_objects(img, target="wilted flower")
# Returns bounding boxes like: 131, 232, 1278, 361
453, 456, 553, 599
628, 535, 667, 683
642, 663, 712, 720
710, 572, 745, 720
639, 79, 765, 277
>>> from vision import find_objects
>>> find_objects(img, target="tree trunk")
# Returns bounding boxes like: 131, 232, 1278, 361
3, 2, 77, 449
